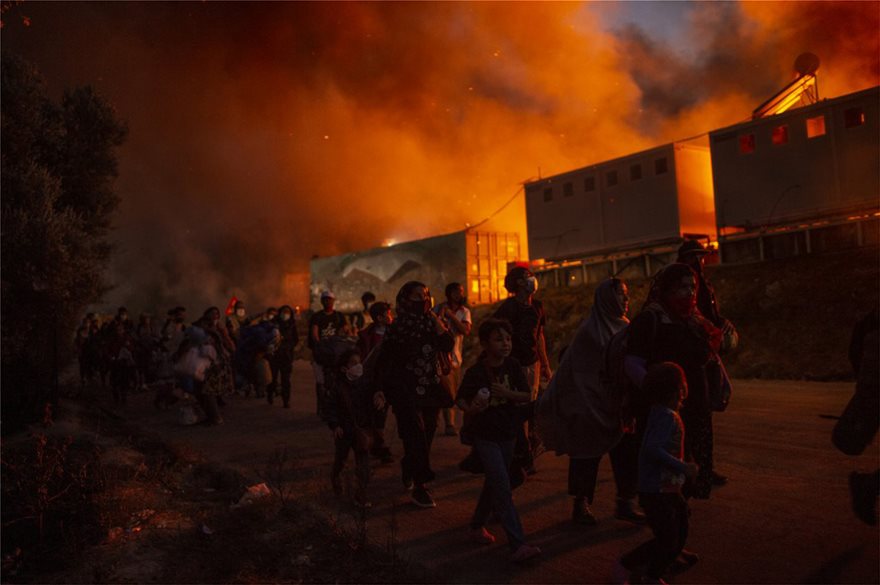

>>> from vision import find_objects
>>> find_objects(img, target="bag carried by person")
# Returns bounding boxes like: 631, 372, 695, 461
833, 388, 879, 456
706, 356, 732, 412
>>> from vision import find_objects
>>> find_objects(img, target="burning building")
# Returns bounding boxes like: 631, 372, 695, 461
309, 228, 522, 311
711, 85, 879, 262
524, 139, 716, 288
522, 54, 878, 288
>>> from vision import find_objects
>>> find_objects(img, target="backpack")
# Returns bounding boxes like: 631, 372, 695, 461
600, 310, 659, 425
313, 336, 356, 368
234, 322, 278, 373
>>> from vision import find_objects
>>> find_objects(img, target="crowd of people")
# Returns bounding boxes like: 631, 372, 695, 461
74, 238, 876, 580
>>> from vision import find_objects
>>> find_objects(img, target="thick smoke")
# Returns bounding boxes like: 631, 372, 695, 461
3, 2, 877, 315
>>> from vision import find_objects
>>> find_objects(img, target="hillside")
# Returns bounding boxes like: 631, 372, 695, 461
463, 246, 880, 381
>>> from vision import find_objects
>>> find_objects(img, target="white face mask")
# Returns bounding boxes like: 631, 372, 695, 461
346, 363, 364, 380
525, 276, 539, 294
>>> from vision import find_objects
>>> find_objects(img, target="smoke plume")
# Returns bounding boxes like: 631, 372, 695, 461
2, 2, 877, 314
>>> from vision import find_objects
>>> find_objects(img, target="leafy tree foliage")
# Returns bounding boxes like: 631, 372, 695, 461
1, 54, 126, 426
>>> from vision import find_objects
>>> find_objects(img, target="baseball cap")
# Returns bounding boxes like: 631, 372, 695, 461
320, 290, 336, 300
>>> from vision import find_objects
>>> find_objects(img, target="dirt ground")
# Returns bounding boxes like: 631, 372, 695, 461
34, 361, 877, 584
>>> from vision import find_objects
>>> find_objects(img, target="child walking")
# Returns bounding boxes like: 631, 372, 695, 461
322, 349, 373, 508
617, 362, 698, 584
457, 318, 541, 563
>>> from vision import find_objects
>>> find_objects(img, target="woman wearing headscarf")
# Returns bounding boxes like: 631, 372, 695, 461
374, 281, 454, 509
625, 263, 722, 500
537, 278, 644, 524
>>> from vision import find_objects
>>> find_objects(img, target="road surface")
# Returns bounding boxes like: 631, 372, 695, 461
117, 361, 879, 583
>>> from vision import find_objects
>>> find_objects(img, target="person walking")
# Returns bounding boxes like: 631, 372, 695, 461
617, 362, 699, 585
434, 282, 472, 436
624, 263, 721, 500
374, 281, 454, 508
457, 318, 542, 563
537, 278, 645, 525
269, 305, 299, 408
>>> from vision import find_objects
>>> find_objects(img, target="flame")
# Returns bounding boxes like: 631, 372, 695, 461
3, 2, 876, 311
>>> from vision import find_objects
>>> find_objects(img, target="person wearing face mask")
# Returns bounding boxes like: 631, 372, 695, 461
374, 281, 455, 508
624, 263, 722, 500
197, 307, 236, 357
268, 305, 299, 408
323, 349, 374, 508
494, 266, 552, 475
494, 267, 552, 400
226, 300, 248, 344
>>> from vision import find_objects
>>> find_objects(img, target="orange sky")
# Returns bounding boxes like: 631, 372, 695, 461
3, 1, 878, 311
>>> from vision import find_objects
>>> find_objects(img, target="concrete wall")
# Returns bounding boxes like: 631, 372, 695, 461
309, 231, 468, 312
710, 86, 880, 231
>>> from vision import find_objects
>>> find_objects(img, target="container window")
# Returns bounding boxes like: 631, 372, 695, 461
654, 157, 668, 175
806, 115, 826, 138
771, 125, 789, 145
584, 176, 595, 192
563, 182, 574, 197
606, 170, 618, 187
630, 164, 642, 181
543, 187, 553, 202
845, 107, 865, 128
739, 133, 756, 154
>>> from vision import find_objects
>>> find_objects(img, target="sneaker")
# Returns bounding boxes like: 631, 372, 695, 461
444, 426, 458, 437
572, 498, 598, 526
411, 486, 436, 508
402, 473, 414, 491
469, 526, 496, 545
615, 498, 647, 524
510, 543, 541, 563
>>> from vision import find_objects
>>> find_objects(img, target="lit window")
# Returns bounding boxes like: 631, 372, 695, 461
630, 164, 642, 181
739, 134, 756, 154
606, 170, 618, 187
655, 157, 668, 174
563, 182, 574, 197
584, 176, 595, 192
771, 125, 789, 145
543, 187, 553, 202
471, 280, 480, 294
806, 115, 826, 138
845, 107, 865, 128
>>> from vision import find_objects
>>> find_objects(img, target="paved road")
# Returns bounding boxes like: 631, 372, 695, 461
118, 361, 879, 583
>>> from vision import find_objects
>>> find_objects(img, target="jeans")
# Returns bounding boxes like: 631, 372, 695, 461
471, 437, 526, 550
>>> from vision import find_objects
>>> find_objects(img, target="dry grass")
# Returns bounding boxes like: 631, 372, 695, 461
1, 401, 420, 584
